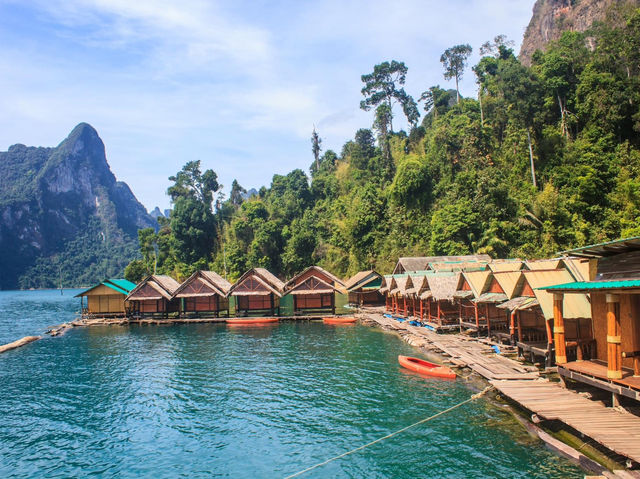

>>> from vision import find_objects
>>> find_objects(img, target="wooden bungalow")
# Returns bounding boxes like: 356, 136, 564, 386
126, 275, 181, 318
380, 275, 394, 311
228, 268, 285, 317
471, 271, 523, 338
284, 266, 345, 315
416, 272, 461, 330
388, 275, 415, 317
76, 279, 136, 318
173, 270, 232, 318
543, 237, 640, 404
454, 270, 492, 331
501, 269, 592, 367
345, 270, 383, 306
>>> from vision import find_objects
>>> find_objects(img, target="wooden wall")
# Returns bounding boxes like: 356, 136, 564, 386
87, 294, 126, 313
591, 292, 640, 368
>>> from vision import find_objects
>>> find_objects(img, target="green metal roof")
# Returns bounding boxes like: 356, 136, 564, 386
540, 279, 640, 292
75, 278, 136, 297
106, 279, 137, 293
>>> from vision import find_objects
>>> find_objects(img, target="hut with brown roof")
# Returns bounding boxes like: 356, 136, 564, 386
543, 237, 640, 403
454, 270, 492, 331
416, 272, 461, 330
173, 271, 232, 318
228, 268, 285, 317
126, 275, 181, 318
284, 266, 345, 315
388, 275, 415, 317
345, 270, 383, 306
507, 269, 592, 367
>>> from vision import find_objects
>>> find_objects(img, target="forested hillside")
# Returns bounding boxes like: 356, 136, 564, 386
0, 124, 154, 289
125, 6, 640, 283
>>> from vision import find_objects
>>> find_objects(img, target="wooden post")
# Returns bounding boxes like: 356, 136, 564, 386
437, 301, 441, 326
553, 293, 566, 365
428, 299, 431, 321
606, 294, 622, 380
331, 293, 336, 315
474, 303, 479, 328
509, 310, 516, 337
516, 311, 522, 343
420, 299, 423, 320
403, 296, 407, 317
486, 304, 491, 336
270, 293, 275, 317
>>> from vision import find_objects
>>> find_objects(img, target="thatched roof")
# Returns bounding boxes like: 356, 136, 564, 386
523, 269, 591, 320
285, 265, 345, 291
173, 270, 231, 298
497, 296, 539, 311
344, 270, 381, 291
424, 272, 460, 301
429, 261, 488, 272
488, 260, 524, 273
392, 255, 491, 274
229, 268, 285, 297
474, 292, 508, 303
126, 275, 180, 301
392, 275, 414, 296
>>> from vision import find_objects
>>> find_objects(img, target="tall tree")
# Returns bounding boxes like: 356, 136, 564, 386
311, 127, 322, 173
230, 179, 247, 207
440, 44, 472, 104
167, 160, 220, 264
360, 60, 419, 131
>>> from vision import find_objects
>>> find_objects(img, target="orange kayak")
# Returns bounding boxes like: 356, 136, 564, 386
227, 317, 279, 325
323, 317, 357, 324
398, 355, 456, 379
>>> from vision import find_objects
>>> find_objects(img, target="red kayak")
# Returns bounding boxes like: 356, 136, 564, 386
323, 317, 357, 324
227, 317, 279, 325
398, 355, 456, 379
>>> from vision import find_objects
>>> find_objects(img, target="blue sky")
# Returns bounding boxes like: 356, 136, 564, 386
0, 0, 536, 211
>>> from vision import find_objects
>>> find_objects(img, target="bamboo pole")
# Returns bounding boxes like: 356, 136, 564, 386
0, 336, 40, 354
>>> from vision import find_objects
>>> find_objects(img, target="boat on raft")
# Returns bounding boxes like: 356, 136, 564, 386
398, 355, 456, 379
323, 317, 357, 324
226, 317, 279, 325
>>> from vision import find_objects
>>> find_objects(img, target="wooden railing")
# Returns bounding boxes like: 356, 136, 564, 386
565, 339, 596, 362
622, 350, 640, 377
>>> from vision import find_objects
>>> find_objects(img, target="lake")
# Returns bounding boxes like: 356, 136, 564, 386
0, 290, 582, 478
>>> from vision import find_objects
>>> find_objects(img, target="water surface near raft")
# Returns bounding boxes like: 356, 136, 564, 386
0, 292, 582, 478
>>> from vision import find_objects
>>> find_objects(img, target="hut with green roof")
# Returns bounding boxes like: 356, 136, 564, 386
75, 279, 137, 318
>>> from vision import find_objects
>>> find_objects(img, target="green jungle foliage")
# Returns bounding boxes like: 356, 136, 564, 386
126, 9, 640, 283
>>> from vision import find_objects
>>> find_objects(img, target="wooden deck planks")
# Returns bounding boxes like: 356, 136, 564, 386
491, 380, 640, 463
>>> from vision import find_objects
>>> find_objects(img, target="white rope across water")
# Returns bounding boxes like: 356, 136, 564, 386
283, 386, 493, 479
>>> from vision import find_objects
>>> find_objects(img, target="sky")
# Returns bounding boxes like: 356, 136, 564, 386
0, 0, 537, 211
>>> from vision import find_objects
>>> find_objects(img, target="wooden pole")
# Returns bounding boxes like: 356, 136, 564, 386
553, 293, 566, 365
516, 312, 522, 343
437, 301, 441, 326
606, 294, 622, 380
486, 304, 491, 336
420, 299, 423, 320
474, 303, 479, 328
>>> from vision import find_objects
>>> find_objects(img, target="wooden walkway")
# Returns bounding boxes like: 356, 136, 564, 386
491, 380, 640, 464
367, 313, 539, 380
362, 310, 640, 467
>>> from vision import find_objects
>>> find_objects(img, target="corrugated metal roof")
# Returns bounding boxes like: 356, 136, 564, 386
75, 278, 134, 297
523, 269, 591, 320
559, 236, 640, 258
541, 279, 640, 292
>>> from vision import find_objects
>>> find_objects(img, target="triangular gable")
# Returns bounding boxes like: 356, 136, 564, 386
175, 273, 226, 298
231, 275, 280, 297
491, 271, 523, 299
486, 276, 505, 294
523, 269, 591, 320
462, 270, 492, 298
287, 276, 337, 295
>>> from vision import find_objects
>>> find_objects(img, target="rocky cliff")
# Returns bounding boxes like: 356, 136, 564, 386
519, 0, 640, 66
0, 123, 155, 289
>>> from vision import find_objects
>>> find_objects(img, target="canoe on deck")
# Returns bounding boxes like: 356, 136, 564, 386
323, 317, 357, 324
398, 355, 456, 379
227, 318, 279, 325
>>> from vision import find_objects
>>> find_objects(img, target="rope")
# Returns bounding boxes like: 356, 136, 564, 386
283, 386, 493, 479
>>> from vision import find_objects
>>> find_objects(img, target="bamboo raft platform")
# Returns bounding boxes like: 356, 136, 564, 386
491, 380, 640, 465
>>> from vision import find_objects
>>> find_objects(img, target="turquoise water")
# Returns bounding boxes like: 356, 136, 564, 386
0, 291, 582, 478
